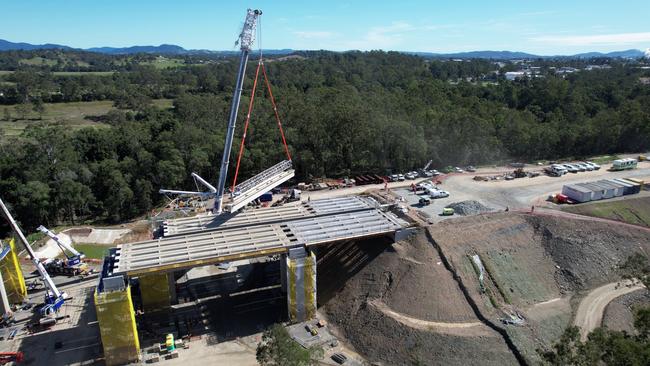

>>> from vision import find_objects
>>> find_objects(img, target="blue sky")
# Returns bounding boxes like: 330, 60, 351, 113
3, 0, 650, 55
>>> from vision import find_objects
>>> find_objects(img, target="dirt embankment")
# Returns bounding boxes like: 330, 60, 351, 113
319, 231, 519, 366
427, 212, 650, 363
602, 289, 650, 334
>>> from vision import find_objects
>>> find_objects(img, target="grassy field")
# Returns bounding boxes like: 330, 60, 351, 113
0, 99, 173, 138
141, 56, 187, 69
73, 243, 113, 259
19, 57, 57, 67
0, 70, 115, 76
563, 196, 650, 227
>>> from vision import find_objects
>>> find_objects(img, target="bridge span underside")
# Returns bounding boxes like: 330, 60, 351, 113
111, 196, 407, 276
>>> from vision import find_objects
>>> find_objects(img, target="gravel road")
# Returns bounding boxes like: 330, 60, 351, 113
573, 280, 646, 341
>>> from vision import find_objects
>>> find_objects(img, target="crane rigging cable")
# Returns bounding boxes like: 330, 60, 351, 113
230, 13, 292, 192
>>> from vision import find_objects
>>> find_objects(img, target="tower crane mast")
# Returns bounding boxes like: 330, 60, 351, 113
214, 8, 262, 214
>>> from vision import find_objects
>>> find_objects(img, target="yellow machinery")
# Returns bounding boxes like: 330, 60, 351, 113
94, 281, 140, 365
0, 239, 27, 304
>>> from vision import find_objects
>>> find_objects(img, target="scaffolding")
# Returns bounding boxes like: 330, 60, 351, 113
0, 239, 26, 304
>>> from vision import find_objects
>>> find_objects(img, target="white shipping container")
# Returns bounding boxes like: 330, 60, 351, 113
561, 184, 592, 203
597, 180, 624, 197
590, 181, 615, 199
577, 183, 603, 201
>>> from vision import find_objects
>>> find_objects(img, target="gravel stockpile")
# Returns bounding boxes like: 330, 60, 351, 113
445, 200, 492, 216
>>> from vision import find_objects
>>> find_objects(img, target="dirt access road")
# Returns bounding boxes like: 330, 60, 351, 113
573, 280, 646, 341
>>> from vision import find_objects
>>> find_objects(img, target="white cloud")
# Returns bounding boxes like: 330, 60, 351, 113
645, 48, 650, 57
531, 32, 650, 46
293, 31, 335, 39
343, 21, 416, 49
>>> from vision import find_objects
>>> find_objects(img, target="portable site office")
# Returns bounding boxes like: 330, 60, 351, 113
561, 184, 593, 203
596, 180, 624, 197
577, 183, 604, 201
583, 181, 614, 199
609, 178, 640, 195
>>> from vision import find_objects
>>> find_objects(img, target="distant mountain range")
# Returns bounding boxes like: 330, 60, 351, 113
409, 49, 647, 59
0, 39, 647, 59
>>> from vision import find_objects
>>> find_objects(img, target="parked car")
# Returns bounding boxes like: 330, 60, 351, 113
465, 166, 476, 172
572, 163, 586, 172
454, 167, 464, 173
545, 165, 567, 176
418, 197, 431, 206
585, 161, 600, 170
389, 174, 399, 182
429, 169, 440, 176
405, 172, 417, 180
397, 174, 405, 181
563, 164, 579, 173
577, 162, 593, 171
430, 190, 449, 199
442, 207, 455, 216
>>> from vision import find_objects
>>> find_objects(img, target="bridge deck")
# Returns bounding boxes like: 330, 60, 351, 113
163, 196, 376, 236
113, 197, 405, 276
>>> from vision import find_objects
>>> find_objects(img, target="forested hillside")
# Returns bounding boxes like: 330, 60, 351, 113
1, 50, 649, 228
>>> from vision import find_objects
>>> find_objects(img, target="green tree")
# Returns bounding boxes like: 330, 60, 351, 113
32, 98, 46, 120
54, 179, 95, 224
15, 102, 31, 120
256, 324, 323, 366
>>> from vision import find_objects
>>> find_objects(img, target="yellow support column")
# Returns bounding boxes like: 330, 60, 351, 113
95, 284, 140, 366
139, 273, 171, 312
0, 239, 27, 304
286, 248, 317, 323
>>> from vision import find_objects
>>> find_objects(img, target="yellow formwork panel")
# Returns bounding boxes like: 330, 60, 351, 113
303, 250, 317, 320
286, 250, 317, 323
287, 258, 297, 322
139, 273, 171, 312
94, 285, 140, 366
0, 239, 27, 304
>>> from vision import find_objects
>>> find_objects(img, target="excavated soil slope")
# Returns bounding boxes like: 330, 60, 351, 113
319, 231, 518, 366
428, 212, 650, 363
602, 289, 650, 334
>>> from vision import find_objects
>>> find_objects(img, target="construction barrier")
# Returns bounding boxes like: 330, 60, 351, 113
94, 285, 140, 366
286, 248, 317, 323
0, 239, 27, 304
139, 273, 171, 312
